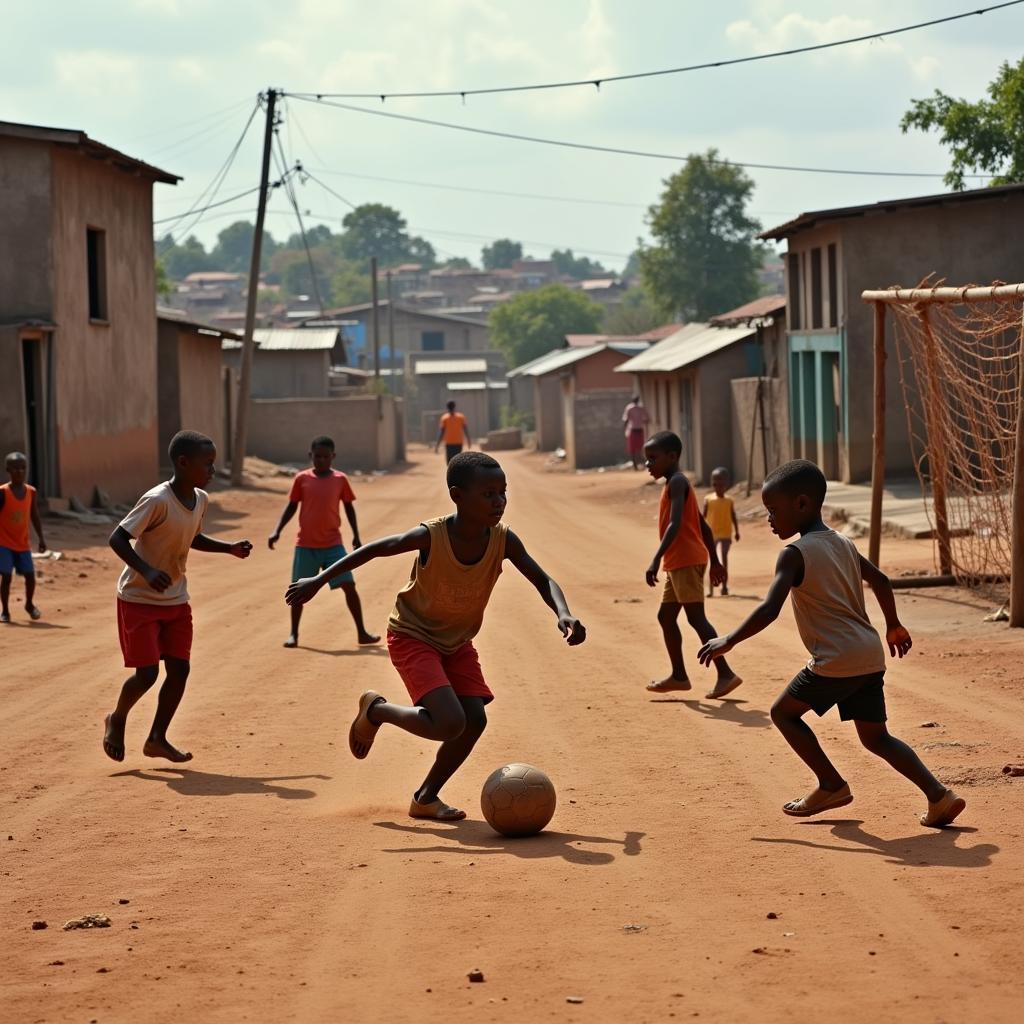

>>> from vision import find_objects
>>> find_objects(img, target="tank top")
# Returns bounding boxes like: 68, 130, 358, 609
0, 482, 34, 552
705, 495, 734, 540
788, 529, 886, 678
388, 515, 509, 654
659, 477, 708, 570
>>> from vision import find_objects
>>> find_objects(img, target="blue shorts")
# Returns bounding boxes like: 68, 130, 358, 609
0, 547, 34, 576
292, 545, 353, 588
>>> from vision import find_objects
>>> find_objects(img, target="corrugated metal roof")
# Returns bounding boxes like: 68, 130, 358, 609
414, 358, 488, 376
222, 328, 338, 351
508, 342, 648, 379
710, 295, 786, 325
615, 323, 756, 374
446, 380, 509, 391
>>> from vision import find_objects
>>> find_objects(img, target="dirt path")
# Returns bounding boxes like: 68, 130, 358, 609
3, 449, 1023, 1023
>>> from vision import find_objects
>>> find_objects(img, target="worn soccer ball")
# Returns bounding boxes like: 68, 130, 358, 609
480, 763, 556, 837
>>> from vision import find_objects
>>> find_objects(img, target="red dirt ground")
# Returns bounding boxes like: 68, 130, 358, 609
3, 448, 1022, 1022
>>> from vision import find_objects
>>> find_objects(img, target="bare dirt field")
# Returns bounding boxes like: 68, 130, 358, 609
3, 447, 1023, 1023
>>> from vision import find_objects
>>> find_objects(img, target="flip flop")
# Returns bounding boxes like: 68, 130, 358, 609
646, 678, 692, 693
348, 690, 385, 759
921, 789, 966, 828
706, 675, 743, 699
783, 783, 853, 817
409, 797, 466, 821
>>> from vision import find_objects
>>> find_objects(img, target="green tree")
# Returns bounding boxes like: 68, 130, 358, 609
339, 204, 412, 267
603, 286, 663, 335
638, 149, 762, 321
900, 57, 1024, 189
331, 263, 373, 307
550, 248, 607, 280
488, 284, 603, 367
211, 220, 278, 273
154, 258, 172, 299
156, 233, 212, 279
440, 256, 473, 270
481, 238, 523, 270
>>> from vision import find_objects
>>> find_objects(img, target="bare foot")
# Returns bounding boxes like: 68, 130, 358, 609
721, 587, 730, 597
26, 603, 42, 621
103, 713, 126, 762
283, 634, 298, 648
143, 737, 193, 763
646, 676, 692, 693
358, 632, 381, 646
706, 674, 743, 699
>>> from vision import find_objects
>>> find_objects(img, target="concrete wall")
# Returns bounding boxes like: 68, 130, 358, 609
564, 386, 633, 470
694, 342, 759, 484
50, 147, 160, 502
0, 326, 28, 460
533, 374, 564, 451
730, 377, 790, 484
179, 332, 225, 456
572, 347, 636, 391
247, 395, 402, 472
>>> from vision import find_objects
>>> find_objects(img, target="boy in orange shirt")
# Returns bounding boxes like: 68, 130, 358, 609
269, 435, 379, 649
434, 400, 472, 464
643, 432, 742, 699
0, 451, 47, 623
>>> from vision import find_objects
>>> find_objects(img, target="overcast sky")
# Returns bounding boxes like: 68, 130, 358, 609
4, 0, 1022, 269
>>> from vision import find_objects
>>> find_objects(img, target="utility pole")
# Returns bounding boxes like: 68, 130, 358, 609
371, 256, 381, 380
386, 270, 395, 388
231, 87, 278, 486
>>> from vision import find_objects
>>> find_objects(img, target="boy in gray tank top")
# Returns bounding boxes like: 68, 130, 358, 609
698, 460, 965, 829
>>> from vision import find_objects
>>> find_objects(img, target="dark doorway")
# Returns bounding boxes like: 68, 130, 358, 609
21, 339, 44, 489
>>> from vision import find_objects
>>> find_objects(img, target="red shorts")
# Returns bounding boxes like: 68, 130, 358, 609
387, 631, 494, 705
116, 599, 193, 668
627, 427, 646, 456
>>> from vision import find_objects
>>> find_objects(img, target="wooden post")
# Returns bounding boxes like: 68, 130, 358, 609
1010, 309, 1024, 627
745, 377, 761, 497
869, 301, 886, 566
918, 305, 954, 576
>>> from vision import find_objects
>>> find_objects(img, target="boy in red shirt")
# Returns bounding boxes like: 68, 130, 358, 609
269, 435, 380, 649
0, 451, 47, 623
643, 431, 742, 699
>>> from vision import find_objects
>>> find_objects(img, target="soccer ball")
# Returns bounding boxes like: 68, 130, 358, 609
480, 763, 556, 838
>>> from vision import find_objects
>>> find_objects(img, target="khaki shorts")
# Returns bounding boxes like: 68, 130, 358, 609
661, 565, 706, 605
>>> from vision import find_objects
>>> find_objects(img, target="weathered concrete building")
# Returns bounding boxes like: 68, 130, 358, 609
762, 183, 1024, 482
222, 328, 342, 399
0, 120, 178, 502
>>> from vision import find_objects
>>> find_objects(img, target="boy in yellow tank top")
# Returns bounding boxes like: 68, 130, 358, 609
287, 451, 586, 822
703, 467, 739, 597
1, 452, 47, 623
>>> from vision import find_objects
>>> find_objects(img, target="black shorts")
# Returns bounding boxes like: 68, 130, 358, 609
785, 668, 887, 723
445, 444, 463, 464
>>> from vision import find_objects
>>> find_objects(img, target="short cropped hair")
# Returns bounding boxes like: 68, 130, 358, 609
764, 459, 827, 506
446, 400, 456, 412
645, 430, 682, 457
447, 450, 501, 490
711, 466, 730, 479
5, 451, 27, 465
168, 430, 214, 464
310, 435, 335, 451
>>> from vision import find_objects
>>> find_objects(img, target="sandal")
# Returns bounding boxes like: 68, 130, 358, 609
348, 690, 385, 759
783, 783, 853, 817
706, 675, 743, 699
646, 677, 692, 693
921, 789, 966, 828
409, 797, 466, 821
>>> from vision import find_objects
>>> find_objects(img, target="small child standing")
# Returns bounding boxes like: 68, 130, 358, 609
269, 435, 379, 649
643, 432, 742, 700
698, 459, 965, 827
0, 451, 47, 623
703, 467, 740, 597
102, 431, 252, 763
287, 451, 586, 821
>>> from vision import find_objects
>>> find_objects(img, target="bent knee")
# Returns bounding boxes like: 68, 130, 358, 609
135, 665, 161, 685
657, 605, 679, 625
462, 705, 488, 737
434, 711, 467, 742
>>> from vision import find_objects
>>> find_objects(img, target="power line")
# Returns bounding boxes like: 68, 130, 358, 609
123, 96, 253, 146
273, 132, 326, 313
288, 94, 989, 180
285, 2, 1024, 101
153, 184, 262, 225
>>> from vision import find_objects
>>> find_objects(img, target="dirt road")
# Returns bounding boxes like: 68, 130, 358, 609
3, 449, 1023, 1022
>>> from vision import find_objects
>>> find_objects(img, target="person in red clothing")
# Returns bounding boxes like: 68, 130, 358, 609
269, 435, 380, 649
642, 431, 742, 699
434, 401, 472, 464
0, 451, 47, 623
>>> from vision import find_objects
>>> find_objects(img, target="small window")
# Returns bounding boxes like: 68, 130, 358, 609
827, 243, 838, 328
421, 331, 444, 351
787, 253, 802, 331
87, 227, 107, 321
810, 247, 823, 330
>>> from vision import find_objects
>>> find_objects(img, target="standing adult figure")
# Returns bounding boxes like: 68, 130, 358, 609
623, 396, 650, 470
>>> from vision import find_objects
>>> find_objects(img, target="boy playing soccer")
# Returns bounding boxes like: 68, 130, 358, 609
643, 432, 742, 700
286, 451, 586, 821
102, 431, 252, 763
703, 467, 740, 597
698, 459, 965, 827
0, 451, 47, 623
268, 435, 379, 649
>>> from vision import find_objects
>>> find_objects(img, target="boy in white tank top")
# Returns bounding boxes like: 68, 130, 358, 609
698, 460, 965, 829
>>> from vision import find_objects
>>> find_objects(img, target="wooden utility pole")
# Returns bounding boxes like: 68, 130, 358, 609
231, 87, 278, 486
868, 301, 886, 566
1010, 309, 1024, 626
370, 256, 380, 380
918, 305, 953, 576
386, 270, 395, 386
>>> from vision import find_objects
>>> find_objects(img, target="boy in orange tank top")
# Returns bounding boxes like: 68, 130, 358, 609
642, 432, 742, 700
287, 451, 586, 821
0, 452, 47, 623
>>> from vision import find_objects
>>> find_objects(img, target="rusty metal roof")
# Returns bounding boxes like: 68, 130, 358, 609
615, 323, 755, 374
709, 295, 786, 325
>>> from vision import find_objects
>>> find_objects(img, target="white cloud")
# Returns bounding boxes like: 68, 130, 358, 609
54, 50, 141, 96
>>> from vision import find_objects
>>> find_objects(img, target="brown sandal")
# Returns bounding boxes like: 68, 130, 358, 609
783, 783, 853, 817
348, 690, 385, 759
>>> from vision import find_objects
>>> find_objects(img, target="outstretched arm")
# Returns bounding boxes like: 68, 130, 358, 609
30, 491, 47, 552
698, 546, 803, 665
859, 555, 912, 657
191, 534, 252, 558
505, 531, 586, 645
268, 501, 298, 549
286, 525, 429, 606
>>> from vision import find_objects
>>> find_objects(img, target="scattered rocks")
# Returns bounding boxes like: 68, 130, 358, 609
622, 923, 647, 933
48, 960, 64, 966
97, 967, 110, 973
467, 969, 485, 983
63, 914, 111, 931
31, 920, 48, 930
117, 899, 130, 905
919, 721, 939, 728
1002, 764, 1024, 777
567, 996, 585, 1004
766, 912, 779, 920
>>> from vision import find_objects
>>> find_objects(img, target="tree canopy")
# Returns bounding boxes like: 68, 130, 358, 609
488, 284, 603, 367
602, 286, 663, 335
550, 248, 607, 280
901, 57, 1024, 190
338, 203, 436, 269
481, 238, 523, 270
638, 149, 762, 322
